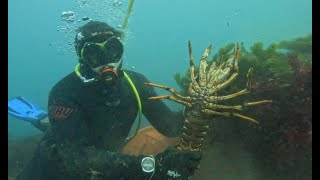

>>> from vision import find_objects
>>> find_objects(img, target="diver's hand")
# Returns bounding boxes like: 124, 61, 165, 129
155, 147, 202, 179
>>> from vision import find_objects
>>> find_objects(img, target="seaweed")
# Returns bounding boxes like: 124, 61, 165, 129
277, 33, 312, 66
174, 72, 190, 96
277, 33, 312, 54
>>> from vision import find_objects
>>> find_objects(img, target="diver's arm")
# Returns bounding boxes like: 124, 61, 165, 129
47, 143, 147, 179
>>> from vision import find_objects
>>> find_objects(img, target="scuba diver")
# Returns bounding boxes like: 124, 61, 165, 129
11, 21, 202, 180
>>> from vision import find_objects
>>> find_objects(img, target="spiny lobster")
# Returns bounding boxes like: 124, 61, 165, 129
145, 41, 272, 152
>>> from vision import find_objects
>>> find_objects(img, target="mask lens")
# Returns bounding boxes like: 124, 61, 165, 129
82, 37, 123, 69
102, 37, 123, 63
82, 43, 101, 68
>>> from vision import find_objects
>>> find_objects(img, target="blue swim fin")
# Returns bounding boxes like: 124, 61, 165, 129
8, 96, 48, 122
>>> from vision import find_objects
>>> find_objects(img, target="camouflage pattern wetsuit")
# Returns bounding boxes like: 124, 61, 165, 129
16, 70, 184, 180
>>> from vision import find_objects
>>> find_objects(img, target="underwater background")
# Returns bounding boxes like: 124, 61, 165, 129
9, 0, 311, 179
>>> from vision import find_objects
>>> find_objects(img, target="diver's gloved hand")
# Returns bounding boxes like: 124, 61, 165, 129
154, 147, 202, 179
8, 96, 48, 122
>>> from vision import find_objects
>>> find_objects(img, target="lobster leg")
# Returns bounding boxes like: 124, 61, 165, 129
208, 89, 250, 102
208, 72, 238, 94
202, 109, 259, 123
148, 95, 191, 107
198, 44, 212, 87
188, 40, 200, 93
205, 100, 272, 112
244, 100, 273, 107
144, 82, 190, 101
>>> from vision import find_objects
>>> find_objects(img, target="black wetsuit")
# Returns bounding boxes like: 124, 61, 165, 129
16, 70, 184, 180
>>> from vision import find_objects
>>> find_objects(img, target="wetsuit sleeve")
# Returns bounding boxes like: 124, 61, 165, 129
39, 85, 149, 179
18, 138, 148, 179
134, 73, 184, 137
39, 142, 147, 179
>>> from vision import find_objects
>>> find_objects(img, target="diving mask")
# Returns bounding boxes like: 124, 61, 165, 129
80, 36, 124, 69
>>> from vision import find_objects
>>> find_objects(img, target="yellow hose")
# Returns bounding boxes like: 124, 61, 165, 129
121, 0, 140, 140
123, 71, 142, 140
